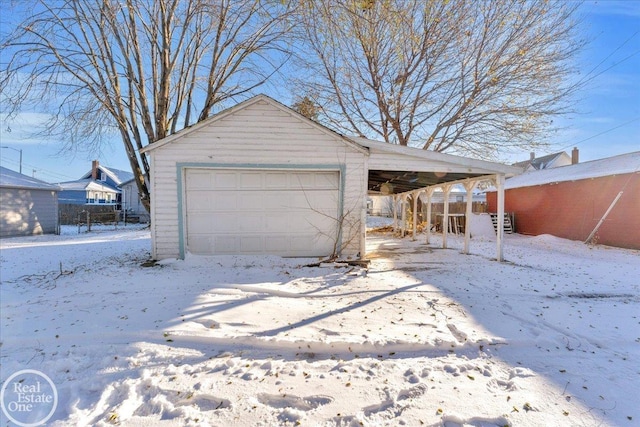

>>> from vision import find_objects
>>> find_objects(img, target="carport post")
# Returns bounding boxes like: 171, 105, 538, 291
392, 195, 398, 232
463, 180, 478, 254
496, 174, 505, 262
442, 184, 452, 249
412, 190, 420, 240
400, 194, 407, 237
425, 188, 434, 244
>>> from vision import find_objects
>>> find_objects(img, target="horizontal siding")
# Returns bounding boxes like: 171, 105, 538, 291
150, 100, 366, 259
1, 188, 58, 237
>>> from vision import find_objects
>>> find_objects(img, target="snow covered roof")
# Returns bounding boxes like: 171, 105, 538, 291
58, 179, 121, 193
503, 151, 640, 189
80, 165, 134, 185
512, 151, 571, 171
0, 166, 61, 191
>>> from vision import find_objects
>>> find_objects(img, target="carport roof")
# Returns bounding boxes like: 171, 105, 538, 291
351, 137, 521, 194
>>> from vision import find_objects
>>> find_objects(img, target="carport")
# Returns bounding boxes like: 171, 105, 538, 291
356, 138, 521, 262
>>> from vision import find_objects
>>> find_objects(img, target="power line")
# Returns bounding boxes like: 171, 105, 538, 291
0, 157, 76, 182
578, 30, 639, 86
557, 116, 640, 151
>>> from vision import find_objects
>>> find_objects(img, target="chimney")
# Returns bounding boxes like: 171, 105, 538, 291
91, 160, 99, 180
530, 152, 535, 161
571, 147, 579, 165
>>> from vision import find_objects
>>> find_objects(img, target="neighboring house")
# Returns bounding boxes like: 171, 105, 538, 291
486, 151, 640, 250
119, 175, 150, 222
58, 160, 133, 207
58, 179, 121, 205
368, 195, 394, 217
141, 94, 519, 260
0, 166, 61, 238
512, 149, 576, 172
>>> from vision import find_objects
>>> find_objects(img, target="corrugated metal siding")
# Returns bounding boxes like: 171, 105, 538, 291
487, 173, 640, 249
150, 100, 367, 259
0, 188, 59, 237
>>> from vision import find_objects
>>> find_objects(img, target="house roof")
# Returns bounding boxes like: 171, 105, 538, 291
502, 151, 640, 189
58, 179, 121, 193
512, 151, 570, 171
141, 94, 521, 195
0, 166, 61, 191
80, 165, 134, 185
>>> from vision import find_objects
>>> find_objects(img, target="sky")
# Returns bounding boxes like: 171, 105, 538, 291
1, 219, 639, 426
0, 0, 638, 183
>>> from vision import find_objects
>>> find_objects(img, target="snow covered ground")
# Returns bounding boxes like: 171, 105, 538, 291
1, 220, 638, 426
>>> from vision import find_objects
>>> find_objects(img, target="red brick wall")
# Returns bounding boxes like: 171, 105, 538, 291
487, 172, 640, 249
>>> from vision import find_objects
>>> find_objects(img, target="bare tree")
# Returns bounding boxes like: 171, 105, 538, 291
293, 0, 585, 159
0, 0, 295, 211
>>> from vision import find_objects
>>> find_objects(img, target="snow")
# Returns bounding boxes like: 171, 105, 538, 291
1, 220, 639, 426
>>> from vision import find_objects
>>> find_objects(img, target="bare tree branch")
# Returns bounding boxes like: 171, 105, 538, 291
1, 0, 296, 211
292, 0, 585, 160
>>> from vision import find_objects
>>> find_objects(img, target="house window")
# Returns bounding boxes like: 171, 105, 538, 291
100, 172, 106, 181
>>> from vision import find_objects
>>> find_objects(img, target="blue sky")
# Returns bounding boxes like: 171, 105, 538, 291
0, 0, 638, 183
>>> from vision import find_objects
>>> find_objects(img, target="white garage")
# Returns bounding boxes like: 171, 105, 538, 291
142, 94, 518, 261
184, 168, 341, 256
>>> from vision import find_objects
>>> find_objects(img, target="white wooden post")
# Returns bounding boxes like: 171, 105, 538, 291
425, 188, 434, 244
392, 195, 398, 232
496, 174, 505, 262
360, 157, 368, 259
442, 185, 452, 249
400, 194, 407, 237
463, 180, 478, 254
412, 191, 420, 240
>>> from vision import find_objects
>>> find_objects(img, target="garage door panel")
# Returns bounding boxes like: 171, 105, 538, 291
240, 236, 263, 252
210, 213, 238, 232
238, 192, 261, 210
265, 172, 289, 189
315, 173, 340, 189
240, 172, 263, 189
188, 235, 212, 253
187, 192, 215, 211
239, 213, 264, 232
289, 213, 335, 231
214, 172, 238, 189
185, 169, 340, 256
264, 196, 292, 210
186, 171, 213, 190
265, 213, 289, 231
212, 235, 239, 253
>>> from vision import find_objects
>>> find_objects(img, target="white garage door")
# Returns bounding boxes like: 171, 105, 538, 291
184, 169, 340, 256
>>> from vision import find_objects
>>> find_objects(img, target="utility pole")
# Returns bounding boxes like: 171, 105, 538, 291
1, 146, 23, 174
